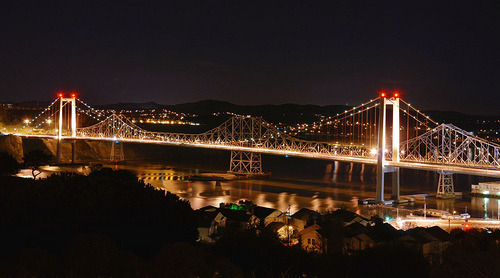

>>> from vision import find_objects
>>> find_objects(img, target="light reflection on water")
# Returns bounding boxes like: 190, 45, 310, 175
112, 161, 500, 218
18, 158, 500, 218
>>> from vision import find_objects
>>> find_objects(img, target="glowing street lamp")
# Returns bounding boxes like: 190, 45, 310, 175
24, 119, 30, 124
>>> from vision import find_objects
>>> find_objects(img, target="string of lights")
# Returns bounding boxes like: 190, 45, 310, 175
15, 98, 59, 132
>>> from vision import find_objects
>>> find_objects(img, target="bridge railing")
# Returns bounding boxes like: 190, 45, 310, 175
76, 114, 377, 159
400, 123, 500, 169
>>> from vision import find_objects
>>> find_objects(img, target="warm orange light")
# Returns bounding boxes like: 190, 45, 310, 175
379, 91, 386, 97
58, 93, 63, 98
394, 93, 399, 97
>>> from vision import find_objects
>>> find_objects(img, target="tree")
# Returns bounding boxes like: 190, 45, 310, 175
23, 149, 52, 179
0, 151, 21, 176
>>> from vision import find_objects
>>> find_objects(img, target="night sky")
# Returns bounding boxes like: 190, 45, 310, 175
1, 1, 499, 114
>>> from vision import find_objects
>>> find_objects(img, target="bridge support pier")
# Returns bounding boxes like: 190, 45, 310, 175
391, 167, 400, 200
110, 140, 125, 162
71, 140, 76, 164
437, 171, 455, 199
229, 151, 263, 175
377, 166, 400, 202
56, 139, 61, 164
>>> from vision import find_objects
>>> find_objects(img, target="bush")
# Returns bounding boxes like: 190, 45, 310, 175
0, 151, 20, 176
0, 169, 198, 258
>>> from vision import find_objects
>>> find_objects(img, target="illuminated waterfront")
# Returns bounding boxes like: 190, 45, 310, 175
22, 146, 500, 219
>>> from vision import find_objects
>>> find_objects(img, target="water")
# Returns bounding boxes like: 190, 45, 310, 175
21, 145, 500, 219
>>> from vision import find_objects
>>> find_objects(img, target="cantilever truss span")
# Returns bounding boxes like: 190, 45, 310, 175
400, 123, 500, 169
76, 114, 372, 161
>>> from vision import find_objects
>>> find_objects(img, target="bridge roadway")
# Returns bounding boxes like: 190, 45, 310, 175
16, 134, 500, 178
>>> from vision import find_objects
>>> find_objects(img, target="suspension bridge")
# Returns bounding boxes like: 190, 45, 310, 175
10, 93, 500, 202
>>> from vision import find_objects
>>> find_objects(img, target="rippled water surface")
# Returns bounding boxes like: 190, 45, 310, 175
24, 147, 500, 218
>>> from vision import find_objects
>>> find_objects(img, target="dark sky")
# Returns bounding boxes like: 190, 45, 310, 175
1, 1, 499, 114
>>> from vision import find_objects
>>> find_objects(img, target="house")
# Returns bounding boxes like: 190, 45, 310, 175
267, 221, 298, 244
211, 208, 260, 236
367, 222, 402, 243
343, 222, 375, 254
299, 224, 327, 253
291, 208, 320, 231
343, 222, 403, 254
253, 206, 286, 227
398, 226, 450, 263
195, 206, 219, 243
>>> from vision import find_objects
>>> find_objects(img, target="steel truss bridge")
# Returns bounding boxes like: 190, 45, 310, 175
12, 95, 500, 202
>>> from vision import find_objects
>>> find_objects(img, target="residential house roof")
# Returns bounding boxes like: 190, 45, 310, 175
425, 226, 451, 242
253, 206, 279, 219
299, 223, 322, 236
267, 222, 286, 233
218, 208, 253, 223
403, 226, 450, 244
325, 209, 370, 224
292, 208, 319, 221
344, 222, 369, 238
198, 205, 218, 212
366, 223, 401, 242
195, 210, 218, 228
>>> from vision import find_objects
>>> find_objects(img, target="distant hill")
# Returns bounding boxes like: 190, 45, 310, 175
8, 99, 498, 126
98, 99, 350, 125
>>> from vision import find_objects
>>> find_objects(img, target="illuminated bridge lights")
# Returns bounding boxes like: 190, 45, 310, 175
10, 95, 500, 178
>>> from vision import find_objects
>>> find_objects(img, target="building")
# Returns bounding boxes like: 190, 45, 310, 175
291, 208, 320, 232
471, 181, 500, 197
299, 224, 327, 253
343, 222, 375, 254
211, 208, 260, 236
398, 226, 451, 263
195, 205, 218, 243
252, 206, 286, 227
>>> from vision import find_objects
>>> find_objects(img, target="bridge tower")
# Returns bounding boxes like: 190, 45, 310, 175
376, 95, 401, 202
56, 94, 77, 163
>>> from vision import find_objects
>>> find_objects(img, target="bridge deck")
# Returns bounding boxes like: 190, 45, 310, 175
15, 134, 500, 178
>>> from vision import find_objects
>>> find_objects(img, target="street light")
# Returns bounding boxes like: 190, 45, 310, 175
24, 119, 30, 124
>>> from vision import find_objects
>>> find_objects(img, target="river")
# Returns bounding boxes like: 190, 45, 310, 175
17, 143, 500, 220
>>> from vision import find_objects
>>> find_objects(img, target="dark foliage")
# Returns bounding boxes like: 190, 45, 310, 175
432, 229, 500, 278
22, 149, 52, 178
212, 229, 346, 277
351, 245, 430, 278
147, 242, 243, 278
0, 151, 20, 176
0, 169, 198, 261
